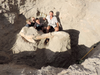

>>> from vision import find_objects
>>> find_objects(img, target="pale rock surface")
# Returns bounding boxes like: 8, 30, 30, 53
12, 26, 41, 54
12, 26, 71, 53
46, 31, 71, 52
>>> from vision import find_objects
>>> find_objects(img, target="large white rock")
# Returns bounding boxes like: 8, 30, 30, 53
46, 31, 71, 52
12, 27, 71, 54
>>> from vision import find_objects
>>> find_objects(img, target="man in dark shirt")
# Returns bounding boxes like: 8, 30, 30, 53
34, 18, 44, 31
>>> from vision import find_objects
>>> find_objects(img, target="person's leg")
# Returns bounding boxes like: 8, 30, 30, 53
42, 26, 47, 33
54, 27, 59, 31
46, 26, 51, 33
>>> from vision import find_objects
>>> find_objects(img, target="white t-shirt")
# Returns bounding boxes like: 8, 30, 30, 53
46, 15, 58, 28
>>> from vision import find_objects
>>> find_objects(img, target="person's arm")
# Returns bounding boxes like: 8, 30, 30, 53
55, 17, 59, 28
40, 23, 44, 27
56, 22, 59, 28
34, 23, 37, 28
43, 18, 46, 20
43, 15, 48, 21
43, 14, 47, 20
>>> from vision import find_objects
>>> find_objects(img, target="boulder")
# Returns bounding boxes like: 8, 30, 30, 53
12, 27, 71, 54
12, 27, 39, 54
46, 31, 71, 52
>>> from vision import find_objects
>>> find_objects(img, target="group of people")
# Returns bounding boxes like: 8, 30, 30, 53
25, 11, 59, 33
19, 11, 60, 43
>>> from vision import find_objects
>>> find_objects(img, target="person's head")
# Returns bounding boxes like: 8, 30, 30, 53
36, 18, 40, 24
31, 17, 35, 23
49, 11, 54, 17
26, 19, 31, 25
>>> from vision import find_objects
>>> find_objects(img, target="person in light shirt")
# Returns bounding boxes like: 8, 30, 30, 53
44, 11, 59, 32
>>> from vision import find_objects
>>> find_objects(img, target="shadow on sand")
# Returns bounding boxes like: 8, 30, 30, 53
0, 0, 26, 64
10, 29, 90, 69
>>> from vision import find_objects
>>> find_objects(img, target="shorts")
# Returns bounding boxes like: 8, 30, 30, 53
48, 24, 57, 28
49, 26, 55, 32
36, 26, 43, 31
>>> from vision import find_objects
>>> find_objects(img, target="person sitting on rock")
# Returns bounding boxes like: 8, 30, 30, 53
44, 11, 59, 32
34, 18, 44, 31
26, 19, 35, 27
31, 17, 36, 25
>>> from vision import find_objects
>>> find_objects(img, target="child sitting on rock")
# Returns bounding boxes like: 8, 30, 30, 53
34, 18, 44, 31
26, 19, 35, 27
31, 17, 36, 25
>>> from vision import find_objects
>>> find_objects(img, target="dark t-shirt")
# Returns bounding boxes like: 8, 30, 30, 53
25, 22, 35, 27
34, 23, 44, 31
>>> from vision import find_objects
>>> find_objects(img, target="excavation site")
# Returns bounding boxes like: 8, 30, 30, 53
0, 0, 100, 75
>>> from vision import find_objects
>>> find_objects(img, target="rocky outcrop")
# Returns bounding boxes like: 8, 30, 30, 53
0, 0, 100, 75
12, 27, 71, 58
12, 27, 39, 54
